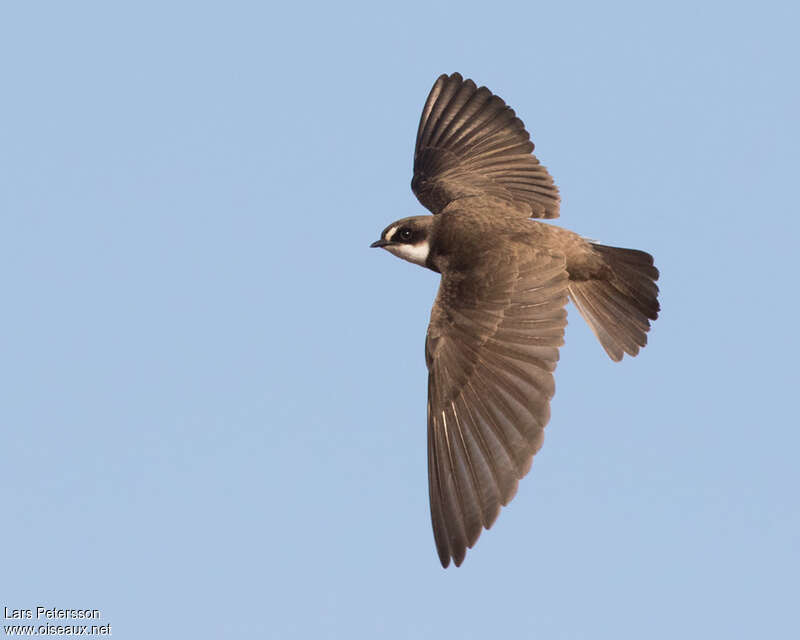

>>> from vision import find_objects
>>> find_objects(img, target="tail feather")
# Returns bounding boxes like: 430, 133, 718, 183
569, 244, 660, 362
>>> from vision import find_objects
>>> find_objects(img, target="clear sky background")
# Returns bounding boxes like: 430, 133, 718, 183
2, 1, 798, 638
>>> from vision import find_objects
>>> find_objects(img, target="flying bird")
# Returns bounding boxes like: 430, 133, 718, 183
371, 73, 660, 568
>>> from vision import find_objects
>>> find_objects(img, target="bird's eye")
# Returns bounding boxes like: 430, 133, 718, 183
398, 228, 413, 241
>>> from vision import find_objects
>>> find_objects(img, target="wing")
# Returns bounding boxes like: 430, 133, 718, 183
425, 246, 569, 567
412, 73, 560, 219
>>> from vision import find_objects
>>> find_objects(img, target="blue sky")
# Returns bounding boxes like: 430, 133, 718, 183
2, 1, 798, 638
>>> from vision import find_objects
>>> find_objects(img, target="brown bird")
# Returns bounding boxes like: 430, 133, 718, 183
371, 73, 660, 568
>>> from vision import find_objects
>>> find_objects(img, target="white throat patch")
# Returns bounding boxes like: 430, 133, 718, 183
385, 240, 430, 267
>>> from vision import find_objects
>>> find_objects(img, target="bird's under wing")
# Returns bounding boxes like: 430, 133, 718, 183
425, 246, 569, 567
412, 73, 560, 219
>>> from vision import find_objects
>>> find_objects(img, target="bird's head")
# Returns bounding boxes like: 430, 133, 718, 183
370, 216, 434, 267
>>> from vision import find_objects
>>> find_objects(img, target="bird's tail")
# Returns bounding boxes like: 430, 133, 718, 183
568, 244, 660, 361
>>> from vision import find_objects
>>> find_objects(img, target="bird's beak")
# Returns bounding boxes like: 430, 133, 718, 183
370, 239, 389, 248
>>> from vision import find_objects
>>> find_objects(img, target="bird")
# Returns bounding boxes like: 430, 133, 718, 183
370, 72, 660, 568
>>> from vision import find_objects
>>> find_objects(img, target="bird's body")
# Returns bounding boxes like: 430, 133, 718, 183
394, 205, 596, 275
372, 73, 660, 568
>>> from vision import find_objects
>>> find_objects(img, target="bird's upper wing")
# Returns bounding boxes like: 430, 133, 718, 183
412, 73, 560, 219
425, 245, 569, 567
